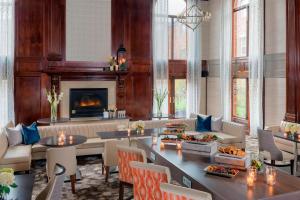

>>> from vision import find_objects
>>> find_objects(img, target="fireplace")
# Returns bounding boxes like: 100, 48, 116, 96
69, 88, 108, 118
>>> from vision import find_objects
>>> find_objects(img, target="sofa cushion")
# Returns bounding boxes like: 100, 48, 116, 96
196, 115, 212, 132
0, 129, 8, 158
141, 119, 196, 131
5, 124, 23, 146
211, 116, 223, 132
0, 145, 31, 165
21, 122, 41, 145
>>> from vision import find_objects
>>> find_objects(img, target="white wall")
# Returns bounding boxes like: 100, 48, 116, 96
66, 0, 111, 62
265, 0, 286, 54
264, 0, 286, 126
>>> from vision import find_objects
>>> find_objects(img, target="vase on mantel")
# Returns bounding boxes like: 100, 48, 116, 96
50, 103, 58, 123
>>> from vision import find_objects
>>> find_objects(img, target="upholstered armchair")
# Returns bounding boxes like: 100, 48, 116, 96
257, 128, 294, 174
46, 146, 77, 193
130, 161, 171, 200
103, 139, 129, 182
160, 182, 212, 200
117, 145, 147, 200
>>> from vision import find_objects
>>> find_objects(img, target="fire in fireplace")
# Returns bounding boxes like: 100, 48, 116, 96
69, 88, 108, 118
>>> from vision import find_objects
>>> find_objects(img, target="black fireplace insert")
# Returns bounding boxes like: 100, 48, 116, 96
69, 88, 108, 118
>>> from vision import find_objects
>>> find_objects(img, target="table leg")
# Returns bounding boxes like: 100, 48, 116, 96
294, 142, 298, 176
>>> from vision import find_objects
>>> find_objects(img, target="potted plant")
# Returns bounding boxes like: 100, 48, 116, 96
0, 168, 17, 200
154, 88, 168, 117
46, 86, 63, 123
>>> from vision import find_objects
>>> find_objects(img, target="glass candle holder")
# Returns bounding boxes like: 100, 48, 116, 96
248, 166, 257, 181
152, 134, 158, 145
266, 166, 276, 186
127, 128, 131, 137
160, 142, 165, 149
176, 141, 182, 150
247, 175, 255, 187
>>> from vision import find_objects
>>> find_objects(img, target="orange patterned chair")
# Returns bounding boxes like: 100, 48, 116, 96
160, 183, 212, 200
117, 145, 147, 199
130, 161, 171, 200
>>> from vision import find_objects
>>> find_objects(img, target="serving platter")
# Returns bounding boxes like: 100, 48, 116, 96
204, 165, 240, 178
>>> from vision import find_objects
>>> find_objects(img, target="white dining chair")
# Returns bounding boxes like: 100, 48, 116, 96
160, 182, 212, 200
46, 146, 77, 193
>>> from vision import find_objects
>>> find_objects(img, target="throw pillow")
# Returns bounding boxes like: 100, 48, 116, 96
21, 122, 40, 145
5, 124, 23, 146
0, 129, 8, 158
211, 116, 223, 132
196, 115, 212, 132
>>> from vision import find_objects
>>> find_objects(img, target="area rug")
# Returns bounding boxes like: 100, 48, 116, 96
31, 156, 133, 200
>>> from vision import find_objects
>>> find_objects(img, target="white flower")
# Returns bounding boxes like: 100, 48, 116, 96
0, 172, 15, 186
131, 120, 145, 130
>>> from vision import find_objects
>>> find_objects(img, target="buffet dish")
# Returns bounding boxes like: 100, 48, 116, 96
204, 165, 240, 178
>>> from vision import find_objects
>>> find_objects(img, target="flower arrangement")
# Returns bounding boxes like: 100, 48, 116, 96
108, 56, 118, 71
154, 88, 168, 116
284, 124, 299, 135
131, 120, 145, 133
46, 86, 63, 122
0, 168, 17, 199
251, 159, 263, 171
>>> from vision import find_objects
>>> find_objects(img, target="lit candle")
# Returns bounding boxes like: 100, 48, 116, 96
176, 142, 182, 150
141, 129, 145, 135
160, 142, 165, 149
267, 175, 275, 186
127, 128, 131, 137
247, 176, 254, 187
297, 134, 300, 140
284, 132, 288, 137
266, 166, 276, 186
249, 166, 257, 181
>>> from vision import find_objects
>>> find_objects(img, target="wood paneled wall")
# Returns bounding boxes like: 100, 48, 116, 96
285, 0, 300, 122
14, 0, 153, 124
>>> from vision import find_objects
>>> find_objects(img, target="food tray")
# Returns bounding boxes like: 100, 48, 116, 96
204, 166, 239, 178
217, 153, 245, 159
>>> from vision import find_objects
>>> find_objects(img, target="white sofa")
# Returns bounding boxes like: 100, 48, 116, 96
0, 127, 32, 171
0, 117, 246, 171
266, 121, 300, 154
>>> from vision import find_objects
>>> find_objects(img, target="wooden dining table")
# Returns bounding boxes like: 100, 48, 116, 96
137, 137, 300, 200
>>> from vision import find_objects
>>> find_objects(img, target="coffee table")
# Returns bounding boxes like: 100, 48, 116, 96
39, 135, 87, 181
273, 132, 300, 176
39, 135, 87, 147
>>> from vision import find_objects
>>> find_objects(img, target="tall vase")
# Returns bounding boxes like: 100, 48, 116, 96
50, 103, 58, 122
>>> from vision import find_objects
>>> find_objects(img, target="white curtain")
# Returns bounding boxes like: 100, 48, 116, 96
186, 0, 202, 117
0, 0, 14, 127
249, 0, 264, 137
219, 0, 232, 121
152, 0, 169, 115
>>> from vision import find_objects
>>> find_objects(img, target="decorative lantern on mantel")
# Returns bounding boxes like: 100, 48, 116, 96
117, 44, 127, 71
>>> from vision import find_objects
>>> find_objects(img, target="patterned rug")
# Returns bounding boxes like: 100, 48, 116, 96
30, 136, 288, 199
31, 156, 133, 200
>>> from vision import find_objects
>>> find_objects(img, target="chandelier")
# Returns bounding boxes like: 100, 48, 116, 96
177, 4, 211, 31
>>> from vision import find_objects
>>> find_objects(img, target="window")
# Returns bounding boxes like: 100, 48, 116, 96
0, 0, 14, 126
168, 0, 187, 118
168, 0, 187, 60
232, 0, 249, 123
